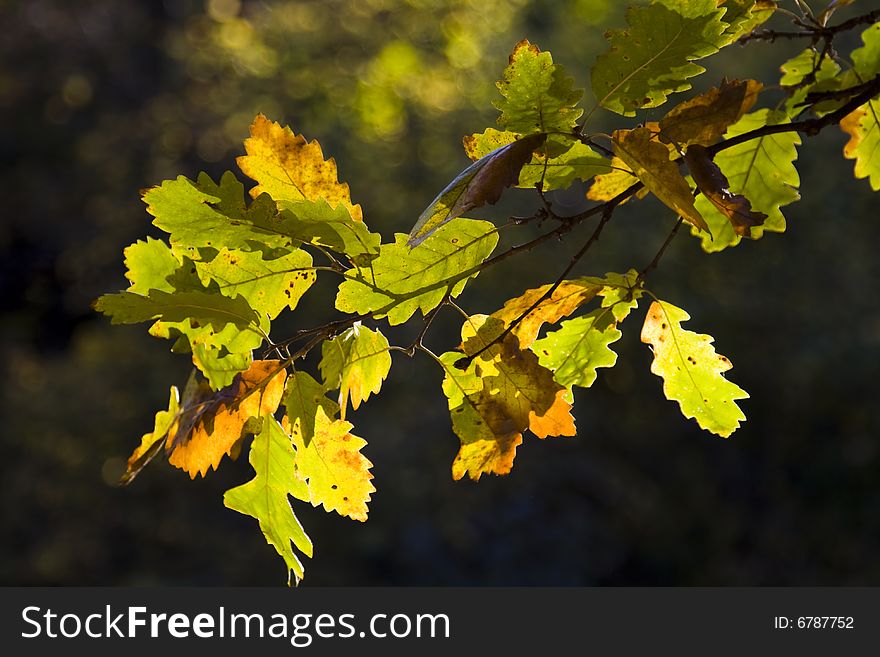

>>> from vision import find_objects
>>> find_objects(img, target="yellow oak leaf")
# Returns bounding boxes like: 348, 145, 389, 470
166, 360, 288, 478
442, 315, 576, 481
490, 280, 603, 348
586, 156, 646, 203
237, 114, 363, 221
290, 407, 375, 522
612, 127, 709, 232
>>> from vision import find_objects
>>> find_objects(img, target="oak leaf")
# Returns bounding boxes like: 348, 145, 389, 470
319, 324, 391, 419
684, 144, 766, 237
494, 39, 583, 134
612, 127, 709, 232
408, 133, 546, 247
441, 315, 575, 481
641, 301, 748, 437
290, 407, 374, 522
166, 360, 288, 477
223, 416, 312, 585
659, 78, 762, 147
237, 114, 363, 221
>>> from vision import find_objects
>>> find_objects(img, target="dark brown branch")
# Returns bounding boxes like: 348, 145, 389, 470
708, 74, 880, 156
638, 218, 684, 284
738, 8, 880, 44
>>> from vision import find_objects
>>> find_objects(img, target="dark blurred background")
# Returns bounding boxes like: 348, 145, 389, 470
2, 0, 879, 585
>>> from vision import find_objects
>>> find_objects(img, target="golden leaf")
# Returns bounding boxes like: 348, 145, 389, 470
166, 360, 287, 478
237, 114, 363, 221
612, 127, 709, 232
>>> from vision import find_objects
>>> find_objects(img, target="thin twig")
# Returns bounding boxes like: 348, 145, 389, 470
458, 204, 617, 367
638, 218, 684, 285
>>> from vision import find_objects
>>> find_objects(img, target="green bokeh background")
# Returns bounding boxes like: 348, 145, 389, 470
2, 0, 879, 585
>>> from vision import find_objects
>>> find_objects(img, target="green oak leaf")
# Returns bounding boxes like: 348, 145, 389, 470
276, 199, 381, 260
641, 300, 748, 438
145, 171, 294, 253
283, 370, 340, 447
224, 416, 313, 586
780, 48, 841, 117
494, 39, 583, 134
123, 237, 180, 294
718, 0, 776, 45
338, 218, 498, 325
192, 345, 253, 391
691, 109, 800, 252
196, 247, 316, 321
319, 323, 392, 419
532, 271, 642, 388
591, 0, 728, 116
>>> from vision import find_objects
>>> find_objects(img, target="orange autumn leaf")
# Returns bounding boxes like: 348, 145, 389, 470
491, 280, 603, 348
442, 315, 576, 481
166, 360, 287, 478
237, 114, 363, 221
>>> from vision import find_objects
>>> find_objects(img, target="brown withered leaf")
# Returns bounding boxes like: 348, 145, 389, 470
659, 79, 763, 147
612, 127, 709, 232
684, 144, 766, 237
165, 360, 288, 478
408, 133, 547, 246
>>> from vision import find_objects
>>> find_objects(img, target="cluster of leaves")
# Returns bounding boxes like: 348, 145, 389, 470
96, 0, 880, 584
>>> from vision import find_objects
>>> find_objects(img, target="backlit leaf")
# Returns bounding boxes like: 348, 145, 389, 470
191, 345, 253, 391
491, 279, 604, 348
691, 109, 800, 251
840, 24, 880, 190
276, 199, 380, 260
591, 0, 728, 116
237, 113, 363, 222
612, 127, 709, 232
319, 323, 391, 419
337, 218, 498, 325
532, 271, 642, 388
196, 247, 316, 321
464, 129, 611, 191
290, 407, 374, 522
120, 386, 180, 485
684, 144, 766, 236
408, 133, 546, 246
494, 39, 583, 134
223, 416, 312, 586
145, 171, 289, 253
166, 360, 288, 477
841, 104, 880, 191
779, 47, 841, 116
718, 0, 776, 44
440, 315, 575, 481
659, 78, 762, 146
283, 370, 340, 447
123, 237, 180, 294
641, 300, 748, 437
586, 156, 647, 203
